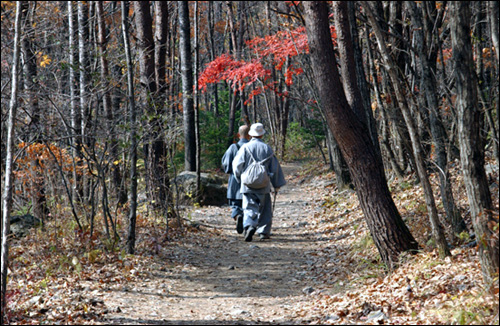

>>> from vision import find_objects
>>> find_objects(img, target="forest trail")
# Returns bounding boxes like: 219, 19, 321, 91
99, 163, 322, 325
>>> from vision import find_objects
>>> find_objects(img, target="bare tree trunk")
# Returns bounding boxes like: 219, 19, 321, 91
21, 1, 48, 226
1, 1, 22, 319
208, 2, 221, 139
96, 1, 123, 208
77, 1, 90, 203
346, 1, 382, 163
134, 1, 169, 213
68, 1, 81, 210
490, 2, 500, 164
122, 1, 138, 255
333, 1, 384, 171
362, 1, 451, 258
303, 1, 419, 270
450, 1, 499, 287
154, 1, 176, 223
179, 1, 196, 172
407, 1, 467, 237
194, 1, 201, 196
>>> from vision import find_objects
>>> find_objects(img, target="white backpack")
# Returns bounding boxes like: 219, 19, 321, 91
241, 148, 274, 189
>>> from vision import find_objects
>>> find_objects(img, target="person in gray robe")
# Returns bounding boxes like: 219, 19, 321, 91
232, 123, 286, 242
221, 125, 250, 234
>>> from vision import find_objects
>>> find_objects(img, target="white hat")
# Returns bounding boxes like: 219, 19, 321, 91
248, 123, 266, 137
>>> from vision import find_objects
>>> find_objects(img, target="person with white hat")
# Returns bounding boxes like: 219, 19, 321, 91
221, 125, 250, 234
232, 123, 286, 241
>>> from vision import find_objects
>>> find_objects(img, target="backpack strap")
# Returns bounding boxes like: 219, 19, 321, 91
245, 147, 273, 164
244, 146, 257, 163
260, 154, 274, 164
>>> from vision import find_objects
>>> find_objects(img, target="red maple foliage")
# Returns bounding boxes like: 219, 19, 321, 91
198, 25, 337, 102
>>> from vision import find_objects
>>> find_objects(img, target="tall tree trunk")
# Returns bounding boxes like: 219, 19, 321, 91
21, 1, 48, 226
194, 1, 201, 197
362, 1, 451, 258
346, 1, 382, 163
407, 1, 467, 237
1, 1, 22, 319
77, 1, 90, 204
179, 1, 196, 172
68, 1, 81, 209
96, 1, 123, 207
154, 1, 176, 221
332, 1, 384, 171
450, 1, 499, 287
134, 1, 169, 212
225, 1, 238, 147
365, 27, 404, 180
122, 1, 138, 255
303, 1, 419, 270
489, 2, 500, 164
208, 2, 221, 140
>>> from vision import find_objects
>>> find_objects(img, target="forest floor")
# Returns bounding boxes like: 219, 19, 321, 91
5, 160, 500, 325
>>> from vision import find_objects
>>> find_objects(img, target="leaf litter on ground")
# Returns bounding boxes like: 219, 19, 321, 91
4, 158, 499, 325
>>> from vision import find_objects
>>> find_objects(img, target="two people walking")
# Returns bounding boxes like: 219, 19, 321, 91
222, 123, 286, 242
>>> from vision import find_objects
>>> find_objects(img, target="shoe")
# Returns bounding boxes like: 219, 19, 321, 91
259, 233, 270, 240
236, 214, 244, 234
244, 226, 256, 242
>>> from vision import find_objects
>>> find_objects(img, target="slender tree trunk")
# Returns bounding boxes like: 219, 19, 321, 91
303, 2, 419, 269
154, 1, 176, 221
21, 1, 48, 226
208, 2, 221, 144
96, 1, 122, 208
122, 1, 138, 255
490, 2, 500, 164
407, 1, 466, 237
68, 1, 81, 209
179, 1, 196, 171
194, 1, 201, 197
450, 1, 499, 287
1, 1, 22, 319
134, 1, 170, 213
327, 128, 352, 190
77, 1, 90, 204
362, 0, 451, 258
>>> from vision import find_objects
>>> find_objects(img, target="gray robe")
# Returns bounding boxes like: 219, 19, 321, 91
221, 138, 249, 200
232, 138, 286, 235
232, 138, 286, 194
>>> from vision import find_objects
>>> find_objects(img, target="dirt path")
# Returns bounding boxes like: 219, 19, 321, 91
100, 163, 321, 325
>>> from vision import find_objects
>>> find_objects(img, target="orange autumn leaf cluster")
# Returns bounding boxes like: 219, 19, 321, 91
14, 142, 85, 187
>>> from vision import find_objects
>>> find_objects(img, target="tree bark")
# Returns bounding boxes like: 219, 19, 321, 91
346, 1, 382, 163
68, 1, 82, 209
122, 1, 138, 255
96, 1, 123, 207
362, 0, 451, 258
303, 1, 419, 270
450, 1, 499, 286
21, 1, 48, 226
332, 1, 384, 170
407, 1, 467, 236
134, 1, 169, 212
2, 1, 22, 318
179, 1, 196, 171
